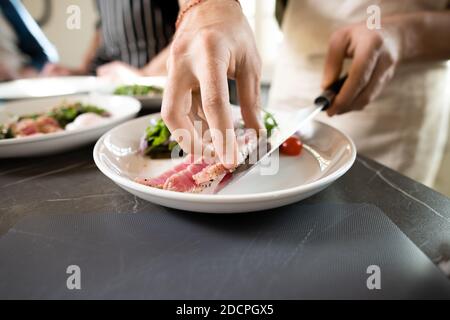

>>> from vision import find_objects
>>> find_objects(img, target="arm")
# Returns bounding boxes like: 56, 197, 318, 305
141, 45, 170, 76
97, 44, 170, 79
40, 30, 102, 76
393, 11, 450, 62
78, 29, 102, 74
322, 10, 450, 116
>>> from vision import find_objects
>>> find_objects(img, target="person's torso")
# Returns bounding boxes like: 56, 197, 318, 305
96, 0, 178, 68
269, 0, 450, 185
281, 0, 449, 59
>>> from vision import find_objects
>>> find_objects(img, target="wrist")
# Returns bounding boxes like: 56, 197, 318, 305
382, 12, 431, 63
364, 16, 403, 65
74, 62, 91, 75
176, 0, 241, 30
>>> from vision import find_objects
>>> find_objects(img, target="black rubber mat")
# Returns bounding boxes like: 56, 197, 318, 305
0, 203, 449, 299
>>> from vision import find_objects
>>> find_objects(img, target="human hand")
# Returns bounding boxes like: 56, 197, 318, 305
161, 0, 263, 169
0, 63, 17, 81
40, 63, 85, 77
322, 23, 401, 116
96, 61, 142, 82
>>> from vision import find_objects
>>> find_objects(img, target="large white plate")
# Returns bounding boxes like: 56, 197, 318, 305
0, 76, 112, 100
93, 112, 357, 213
99, 76, 166, 111
0, 94, 141, 157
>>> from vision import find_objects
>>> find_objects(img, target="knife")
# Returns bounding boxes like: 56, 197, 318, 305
217, 75, 348, 193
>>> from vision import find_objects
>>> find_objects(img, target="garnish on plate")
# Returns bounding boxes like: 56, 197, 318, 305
263, 110, 278, 136
139, 109, 280, 160
0, 101, 109, 140
139, 118, 182, 159
280, 136, 303, 156
114, 84, 163, 96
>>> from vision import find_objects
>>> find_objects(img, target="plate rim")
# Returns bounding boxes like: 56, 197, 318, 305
0, 76, 102, 100
93, 114, 357, 203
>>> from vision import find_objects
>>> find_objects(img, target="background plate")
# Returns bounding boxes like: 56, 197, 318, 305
99, 76, 166, 111
0, 94, 141, 157
0, 76, 110, 100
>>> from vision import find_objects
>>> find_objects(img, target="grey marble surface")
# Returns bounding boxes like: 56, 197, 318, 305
1, 145, 449, 265
1, 143, 450, 298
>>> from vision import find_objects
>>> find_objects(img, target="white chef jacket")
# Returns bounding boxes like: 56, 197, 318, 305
269, 0, 450, 186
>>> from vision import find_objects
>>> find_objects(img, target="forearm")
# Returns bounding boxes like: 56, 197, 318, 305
141, 45, 170, 76
385, 11, 450, 63
79, 30, 102, 73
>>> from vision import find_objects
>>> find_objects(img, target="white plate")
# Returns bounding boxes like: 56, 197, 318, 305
99, 76, 166, 111
0, 94, 141, 157
0, 76, 112, 100
93, 112, 357, 213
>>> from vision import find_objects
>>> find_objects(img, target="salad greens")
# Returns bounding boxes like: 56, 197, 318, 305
142, 118, 181, 159
114, 84, 163, 96
0, 124, 13, 140
0, 101, 108, 140
263, 110, 278, 136
46, 102, 109, 127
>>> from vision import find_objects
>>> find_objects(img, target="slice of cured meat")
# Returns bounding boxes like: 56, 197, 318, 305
135, 155, 194, 188
163, 160, 210, 193
136, 129, 261, 193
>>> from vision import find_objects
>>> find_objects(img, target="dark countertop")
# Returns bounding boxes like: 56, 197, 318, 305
2, 145, 450, 261
1, 144, 450, 298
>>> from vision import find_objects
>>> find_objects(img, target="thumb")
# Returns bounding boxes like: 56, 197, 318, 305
322, 29, 350, 89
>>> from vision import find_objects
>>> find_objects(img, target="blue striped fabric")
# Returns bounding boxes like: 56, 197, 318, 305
0, 0, 58, 70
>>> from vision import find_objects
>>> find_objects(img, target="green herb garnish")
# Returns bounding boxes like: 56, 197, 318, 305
47, 102, 108, 127
263, 110, 278, 136
143, 119, 181, 158
0, 124, 14, 140
114, 84, 163, 96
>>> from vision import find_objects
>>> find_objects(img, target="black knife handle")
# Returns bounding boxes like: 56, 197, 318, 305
314, 74, 348, 110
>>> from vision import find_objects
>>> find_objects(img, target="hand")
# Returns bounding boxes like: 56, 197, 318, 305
40, 63, 84, 77
96, 61, 142, 82
161, 0, 263, 168
0, 63, 17, 81
322, 23, 401, 116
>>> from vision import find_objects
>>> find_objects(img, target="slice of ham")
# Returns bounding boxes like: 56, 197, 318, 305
11, 117, 62, 137
12, 119, 39, 137
135, 129, 261, 193
192, 163, 227, 185
135, 155, 194, 188
36, 116, 62, 133
193, 130, 259, 185
163, 159, 210, 192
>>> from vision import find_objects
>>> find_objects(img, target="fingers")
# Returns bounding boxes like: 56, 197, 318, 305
327, 42, 380, 116
197, 58, 238, 169
0, 63, 16, 81
40, 64, 70, 77
96, 62, 114, 77
96, 61, 140, 81
322, 29, 350, 89
236, 57, 264, 133
350, 53, 395, 111
161, 73, 203, 158
40, 64, 55, 76
188, 90, 209, 140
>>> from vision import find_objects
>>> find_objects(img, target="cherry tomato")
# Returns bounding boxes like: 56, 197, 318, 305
280, 136, 303, 156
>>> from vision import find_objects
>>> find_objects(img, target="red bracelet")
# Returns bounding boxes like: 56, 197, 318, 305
176, 0, 241, 30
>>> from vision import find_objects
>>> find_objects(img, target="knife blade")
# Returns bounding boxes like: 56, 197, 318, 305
217, 75, 348, 193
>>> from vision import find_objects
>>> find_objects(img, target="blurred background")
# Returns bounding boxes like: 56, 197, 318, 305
2, 0, 450, 196
21, 0, 284, 79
